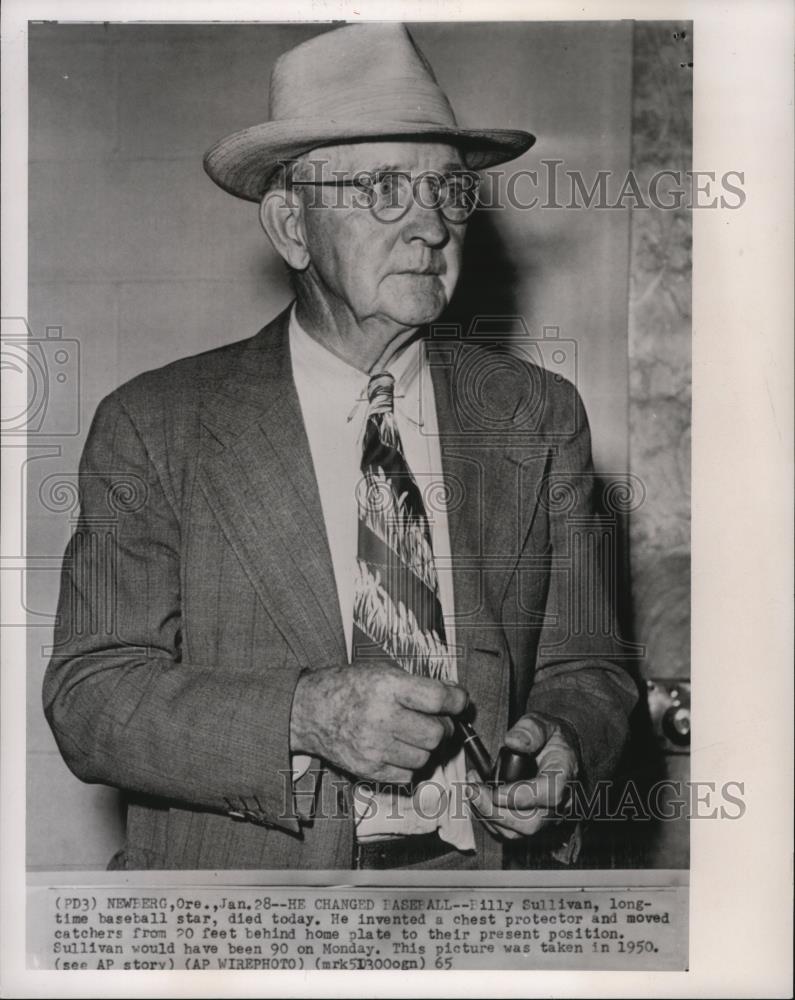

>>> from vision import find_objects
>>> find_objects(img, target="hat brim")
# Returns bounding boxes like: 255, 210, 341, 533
203, 119, 536, 202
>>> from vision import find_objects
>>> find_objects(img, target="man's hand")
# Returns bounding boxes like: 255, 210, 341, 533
466, 713, 580, 840
290, 661, 469, 784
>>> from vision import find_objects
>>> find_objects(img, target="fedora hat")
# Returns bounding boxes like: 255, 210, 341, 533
203, 23, 535, 202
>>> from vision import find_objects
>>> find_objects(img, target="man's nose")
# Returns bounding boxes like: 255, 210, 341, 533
400, 183, 450, 247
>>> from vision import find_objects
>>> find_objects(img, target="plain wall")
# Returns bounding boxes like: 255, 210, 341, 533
26, 21, 635, 869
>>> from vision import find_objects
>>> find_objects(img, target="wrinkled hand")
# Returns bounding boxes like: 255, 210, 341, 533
290, 661, 469, 784
466, 713, 580, 841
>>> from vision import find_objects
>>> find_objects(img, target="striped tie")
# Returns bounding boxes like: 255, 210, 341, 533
352, 371, 452, 681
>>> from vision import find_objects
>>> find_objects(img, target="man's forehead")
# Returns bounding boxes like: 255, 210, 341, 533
301, 140, 466, 173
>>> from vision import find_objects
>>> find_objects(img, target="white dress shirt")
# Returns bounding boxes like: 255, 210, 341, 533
288, 308, 475, 851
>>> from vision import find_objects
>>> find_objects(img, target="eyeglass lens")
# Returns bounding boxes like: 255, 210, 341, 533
368, 173, 478, 222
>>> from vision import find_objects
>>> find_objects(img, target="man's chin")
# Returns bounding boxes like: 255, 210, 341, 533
381, 277, 450, 327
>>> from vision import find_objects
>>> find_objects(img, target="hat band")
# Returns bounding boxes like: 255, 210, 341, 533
273, 76, 457, 128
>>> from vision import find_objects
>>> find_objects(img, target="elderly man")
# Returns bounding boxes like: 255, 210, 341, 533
43, 24, 637, 870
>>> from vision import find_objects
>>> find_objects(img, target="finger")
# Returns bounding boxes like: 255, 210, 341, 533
463, 773, 503, 836
485, 809, 550, 838
535, 732, 579, 781
465, 772, 551, 837
492, 778, 539, 810
372, 764, 413, 785
464, 773, 514, 824
387, 738, 430, 771
395, 710, 446, 751
396, 674, 469, 717
492, 770, 570, 810
473, 791, 550, 832
464, 773, 493, 816
503, 714, 552, 754
467, 807, 525, 840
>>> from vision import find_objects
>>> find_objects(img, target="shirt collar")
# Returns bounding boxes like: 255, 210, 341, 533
289, 306, 425, 428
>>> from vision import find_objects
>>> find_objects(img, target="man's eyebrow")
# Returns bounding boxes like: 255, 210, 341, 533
363, 161, 467, 174
358, 163, 408, 174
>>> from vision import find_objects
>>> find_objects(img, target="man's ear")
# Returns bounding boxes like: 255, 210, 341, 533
259, 189, 310, 270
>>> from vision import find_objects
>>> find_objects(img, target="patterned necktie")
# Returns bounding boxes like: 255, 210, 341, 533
352, 371, 452, 680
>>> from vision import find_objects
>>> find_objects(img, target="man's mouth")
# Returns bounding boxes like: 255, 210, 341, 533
395, 266, 444, 276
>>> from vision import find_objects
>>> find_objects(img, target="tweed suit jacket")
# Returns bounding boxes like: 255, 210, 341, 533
43, 306, 637, 870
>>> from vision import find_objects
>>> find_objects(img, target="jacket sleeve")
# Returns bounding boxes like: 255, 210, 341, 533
525, 385, 638, 790
42, 392, 301, 833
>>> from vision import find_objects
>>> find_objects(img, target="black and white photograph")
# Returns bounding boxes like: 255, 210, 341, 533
27, 16, 693, 875
1, 1, 792, 995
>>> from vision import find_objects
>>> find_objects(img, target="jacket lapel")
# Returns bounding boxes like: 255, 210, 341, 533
429, 343, 550, 695
197, 309, 346, 669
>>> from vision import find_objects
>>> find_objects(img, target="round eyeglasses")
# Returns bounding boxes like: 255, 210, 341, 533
290, 169, 481, 224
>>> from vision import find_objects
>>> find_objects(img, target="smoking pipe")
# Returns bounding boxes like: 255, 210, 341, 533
456, 719, 538, 783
